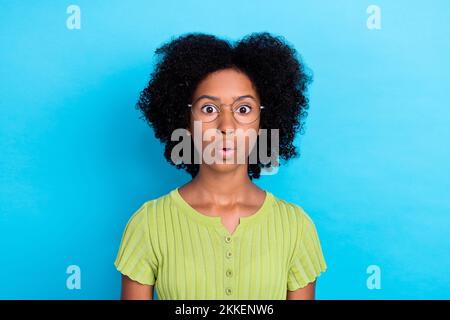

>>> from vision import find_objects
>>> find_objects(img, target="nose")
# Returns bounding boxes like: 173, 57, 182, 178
217, 105, 237, 136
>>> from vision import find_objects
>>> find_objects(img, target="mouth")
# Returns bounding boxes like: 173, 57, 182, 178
218, 147, 236, 158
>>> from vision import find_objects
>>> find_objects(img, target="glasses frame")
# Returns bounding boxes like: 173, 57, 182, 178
187, 100, 265, 125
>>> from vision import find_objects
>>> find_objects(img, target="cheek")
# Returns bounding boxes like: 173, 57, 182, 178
191, 124, 219, 153
236, 126, 260, 157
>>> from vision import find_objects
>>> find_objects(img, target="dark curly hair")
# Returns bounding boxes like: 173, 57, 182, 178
136, 32, 313, 179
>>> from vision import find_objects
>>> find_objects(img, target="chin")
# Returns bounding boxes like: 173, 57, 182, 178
208, 161, 242, 173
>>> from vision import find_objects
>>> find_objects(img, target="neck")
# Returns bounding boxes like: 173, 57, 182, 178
187, 164, 255, 203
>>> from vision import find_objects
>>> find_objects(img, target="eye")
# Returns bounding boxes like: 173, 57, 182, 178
235, 104, 252, 114
200, 104, 219, 114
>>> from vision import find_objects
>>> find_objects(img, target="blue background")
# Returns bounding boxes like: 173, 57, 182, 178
1, 0, 449, 299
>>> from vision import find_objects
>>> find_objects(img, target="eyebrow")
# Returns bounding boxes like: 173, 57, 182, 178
192, 94, 257, 105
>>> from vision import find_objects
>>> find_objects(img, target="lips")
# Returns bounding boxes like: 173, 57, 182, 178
212, 140, 237, 159
218, 148, 235, 159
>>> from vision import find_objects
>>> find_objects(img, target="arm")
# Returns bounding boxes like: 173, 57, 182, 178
286, 280, 316, 300
120, 275, 154, 300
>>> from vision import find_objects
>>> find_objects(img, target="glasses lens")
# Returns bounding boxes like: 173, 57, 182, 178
190, 100, 262, 124
191, 102, 219, 122
232, 100, 260, 124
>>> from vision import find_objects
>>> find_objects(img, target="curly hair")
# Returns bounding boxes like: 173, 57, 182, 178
135, 32, 313, 179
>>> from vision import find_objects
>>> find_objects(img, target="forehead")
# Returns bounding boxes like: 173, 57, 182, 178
192, 68, 258, 100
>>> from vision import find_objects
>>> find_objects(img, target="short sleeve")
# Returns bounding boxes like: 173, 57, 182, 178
114, 202, 158, 285
287, 207, 327, 291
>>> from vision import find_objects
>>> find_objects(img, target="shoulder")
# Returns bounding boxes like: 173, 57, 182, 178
270, 193, 316, 231
121, 201, 150, 235
132, 190, 173, 214
127, 191, 174, 227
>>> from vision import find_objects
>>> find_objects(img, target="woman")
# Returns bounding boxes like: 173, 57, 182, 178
114, 32, 327, 300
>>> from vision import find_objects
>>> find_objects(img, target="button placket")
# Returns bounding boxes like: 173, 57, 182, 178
224, 234, 234, 298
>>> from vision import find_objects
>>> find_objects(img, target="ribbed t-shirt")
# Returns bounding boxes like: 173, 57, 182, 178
114, 187, 327, 299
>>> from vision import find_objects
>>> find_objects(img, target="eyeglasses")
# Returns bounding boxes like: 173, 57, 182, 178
187, 98, 265, 125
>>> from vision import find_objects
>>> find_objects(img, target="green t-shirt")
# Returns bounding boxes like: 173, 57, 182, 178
114, 187, 327, 299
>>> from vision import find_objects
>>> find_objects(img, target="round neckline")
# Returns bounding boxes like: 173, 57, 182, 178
170, 187, 273, 232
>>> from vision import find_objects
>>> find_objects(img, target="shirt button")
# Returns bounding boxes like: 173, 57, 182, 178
226, 251, 233, 258
225, 287, 232, 295
225, 236, 232, 243
226, 269, 233, 277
